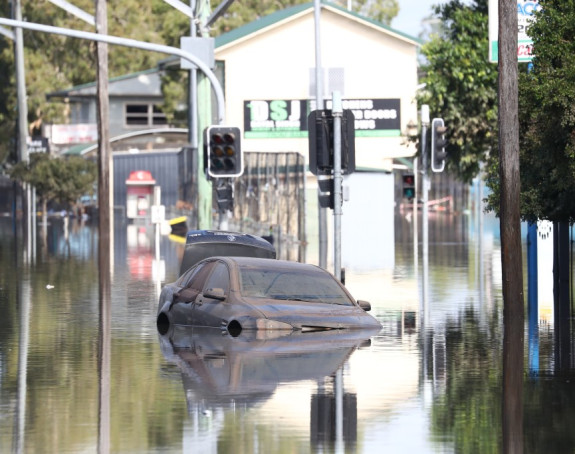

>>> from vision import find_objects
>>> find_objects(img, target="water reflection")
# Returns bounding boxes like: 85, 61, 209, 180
158, 325, 378, 451
2, 211, 575, 453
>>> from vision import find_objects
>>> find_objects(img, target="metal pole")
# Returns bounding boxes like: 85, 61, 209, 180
314, 0, 324, 111
332, 91, 342, 281
314, 0, 328, 269
188, 0, 199, 217
420, 105, 430, 317
13, 0, 31, 261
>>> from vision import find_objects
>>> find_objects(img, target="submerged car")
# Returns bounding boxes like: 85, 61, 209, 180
157, 256, 381, 334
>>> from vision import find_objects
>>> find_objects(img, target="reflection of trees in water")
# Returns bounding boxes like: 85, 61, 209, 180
427, 299, 575, 453
426, 307, 504, 452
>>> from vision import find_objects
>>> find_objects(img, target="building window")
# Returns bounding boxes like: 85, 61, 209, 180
125, 104, 167, 127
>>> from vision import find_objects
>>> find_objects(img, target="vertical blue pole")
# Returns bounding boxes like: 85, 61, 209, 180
527, 222, 539, 376
526, 63, 539, 376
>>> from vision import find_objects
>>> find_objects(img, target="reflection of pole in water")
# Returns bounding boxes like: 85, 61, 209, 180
13, 271, 31, 454
98, 177, 113, 454
335, 368, 343, 453
310, 370, 357, 452
502, 305, 524, 453
98, 259, 111, 454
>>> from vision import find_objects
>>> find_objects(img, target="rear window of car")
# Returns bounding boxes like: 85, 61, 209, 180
238, 265, 354, 306
176, 261, 216, 290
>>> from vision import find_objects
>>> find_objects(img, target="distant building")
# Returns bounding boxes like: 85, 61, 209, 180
46, 68, 168, 146
45, 3, 420, 224
214, 2, 420, 171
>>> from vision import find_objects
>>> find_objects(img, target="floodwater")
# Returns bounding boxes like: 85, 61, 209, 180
0, 210, 574, 454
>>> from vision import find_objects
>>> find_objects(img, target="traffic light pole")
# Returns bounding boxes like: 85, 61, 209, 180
332, 92, 343, 282
420, 105, 430, 314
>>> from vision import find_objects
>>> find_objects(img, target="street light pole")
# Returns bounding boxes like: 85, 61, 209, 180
332, 91, 343, 281
13, 0, 32, 262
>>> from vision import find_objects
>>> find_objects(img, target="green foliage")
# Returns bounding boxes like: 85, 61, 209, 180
9, 153, 97, 207
0, 0, 400, 167
514, 0, 575, 223
417, 0, 498, 183
332, 0, 399, 25
0, 0, 176, 166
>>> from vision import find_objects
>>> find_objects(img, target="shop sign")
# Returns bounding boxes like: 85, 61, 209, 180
244, 99, 401, 139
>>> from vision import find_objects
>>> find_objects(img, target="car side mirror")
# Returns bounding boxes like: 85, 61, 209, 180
357, 300, 371, 312
204, 288, 226, 300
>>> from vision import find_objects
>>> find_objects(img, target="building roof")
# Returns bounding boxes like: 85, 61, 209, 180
62, 128, 189, 156
46, 68, 163, 100
215, 2, 421, 50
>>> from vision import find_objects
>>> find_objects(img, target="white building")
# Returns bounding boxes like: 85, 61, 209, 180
216, 2, 420, 171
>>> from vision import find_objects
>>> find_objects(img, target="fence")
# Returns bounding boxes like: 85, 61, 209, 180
221, 151, 307, 262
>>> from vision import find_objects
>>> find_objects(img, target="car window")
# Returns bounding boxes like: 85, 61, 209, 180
239, 266, 354, 306
176, 261, 216, 290
203, 262, 230, 295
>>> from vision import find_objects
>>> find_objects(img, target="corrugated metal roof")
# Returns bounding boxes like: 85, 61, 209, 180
47, 68, 162, 99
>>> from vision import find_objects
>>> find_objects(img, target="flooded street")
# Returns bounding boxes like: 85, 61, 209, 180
0, 210, 574, 454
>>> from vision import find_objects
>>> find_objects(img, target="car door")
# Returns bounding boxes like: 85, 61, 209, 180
170, 261, 217, 325
191, 261, 232, 328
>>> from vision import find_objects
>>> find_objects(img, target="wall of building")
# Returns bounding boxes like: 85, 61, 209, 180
216, 6, 419, 171
113, 151, 181, 213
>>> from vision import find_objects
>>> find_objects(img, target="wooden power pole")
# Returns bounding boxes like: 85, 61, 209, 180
95, 0, 112, 271
498, 0, 524, 452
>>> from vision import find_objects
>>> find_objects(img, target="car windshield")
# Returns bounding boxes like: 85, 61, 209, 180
239, 266, 354, 306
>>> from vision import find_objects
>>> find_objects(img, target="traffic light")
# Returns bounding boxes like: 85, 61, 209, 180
215, 181, 234, 211
431, 118, 448, 173
206, 126, 243, 178
318, 176, 335, 209
402, 174, 415, 200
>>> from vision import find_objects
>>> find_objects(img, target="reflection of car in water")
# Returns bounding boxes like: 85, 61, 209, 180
157, 256, 381, 333
158, 325, 379, 403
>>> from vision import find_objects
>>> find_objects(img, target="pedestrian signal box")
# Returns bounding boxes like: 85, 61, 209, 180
402, 174, 415, 200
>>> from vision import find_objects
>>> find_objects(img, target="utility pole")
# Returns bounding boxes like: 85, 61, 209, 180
94, 2, 111, 452
498, 0, 524, 451
95, 0, 113, 274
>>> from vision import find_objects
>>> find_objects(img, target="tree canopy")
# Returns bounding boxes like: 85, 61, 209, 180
9, 153, 97, 207
511, 0, 575, 223
416, 0, 498, 184
0, 0, 400, 169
